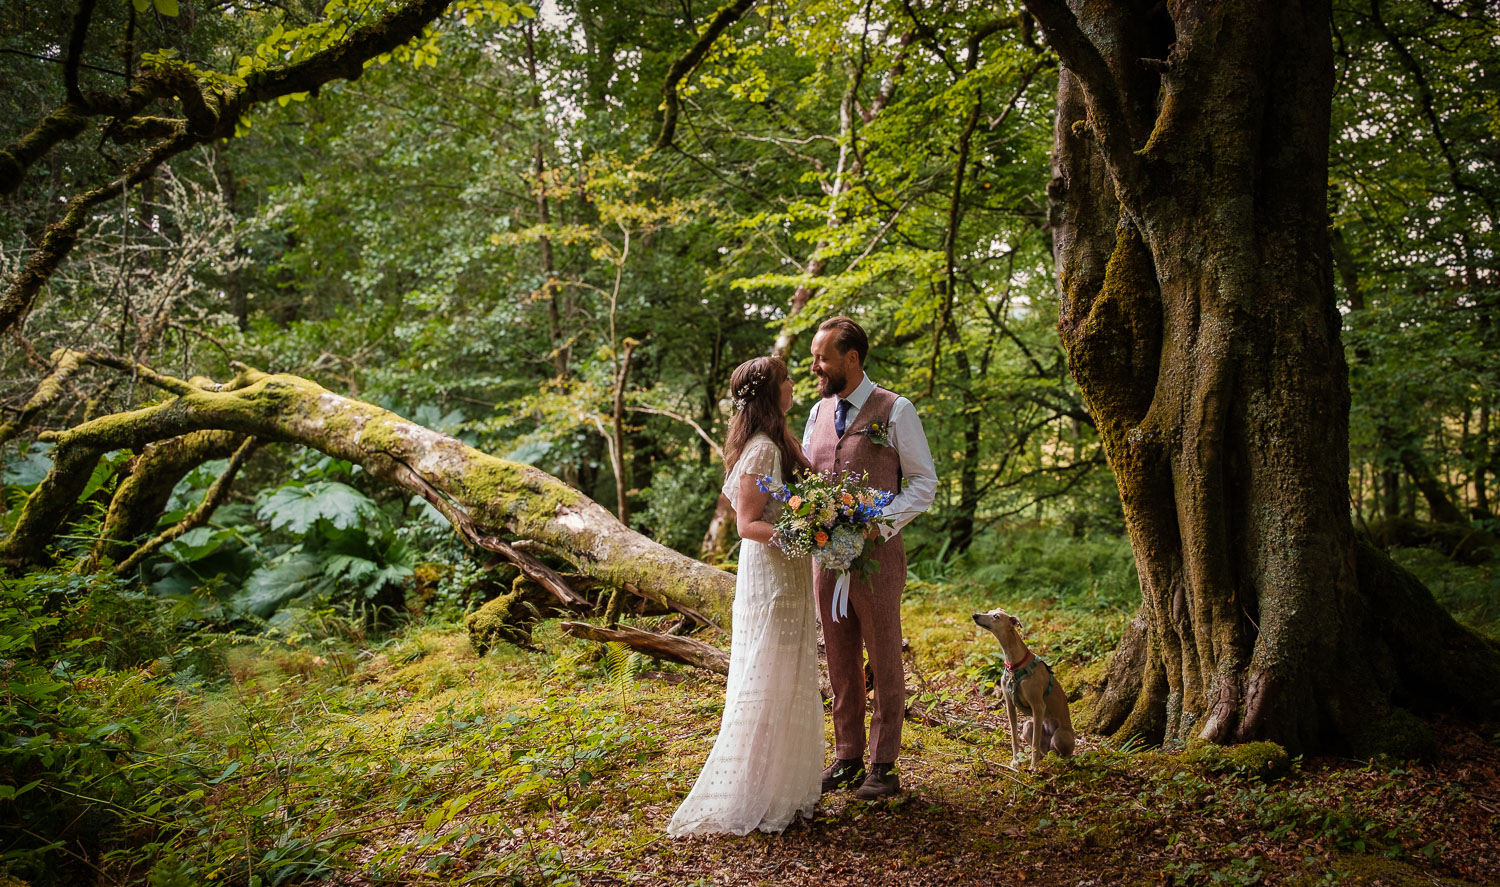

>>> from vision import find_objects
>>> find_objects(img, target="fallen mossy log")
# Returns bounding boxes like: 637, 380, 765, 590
0, 358, 734, 629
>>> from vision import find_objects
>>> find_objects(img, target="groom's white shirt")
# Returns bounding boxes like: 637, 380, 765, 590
802, 373, 938, 540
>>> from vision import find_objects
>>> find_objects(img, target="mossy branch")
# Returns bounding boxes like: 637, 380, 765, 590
654, 0, 758, 151
113, 436, 262, 575
0, 77, 173, 197
0, 349, 85, 449
0, 131, 199, 339
560, 621, 729, 673
89, 429, 247, 569
2, 364, 735, 629
0, 347, 222, 452
393, 455, 591, 611
0, 0, 457, 340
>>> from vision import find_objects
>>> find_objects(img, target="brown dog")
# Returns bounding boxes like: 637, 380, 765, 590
973, 607, 1075, 768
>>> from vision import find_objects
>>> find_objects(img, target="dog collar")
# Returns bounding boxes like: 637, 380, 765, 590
1005, 650, 1034, 672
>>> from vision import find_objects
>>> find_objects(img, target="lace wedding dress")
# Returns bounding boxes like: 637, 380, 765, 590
667, 433, 824, 836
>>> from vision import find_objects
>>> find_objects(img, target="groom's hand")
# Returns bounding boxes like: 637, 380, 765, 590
865, 526, 882, 541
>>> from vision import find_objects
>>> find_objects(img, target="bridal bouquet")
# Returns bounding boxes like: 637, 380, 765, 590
756, 470, 895, 620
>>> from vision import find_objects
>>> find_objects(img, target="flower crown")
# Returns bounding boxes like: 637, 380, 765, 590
730, 370, 770, 412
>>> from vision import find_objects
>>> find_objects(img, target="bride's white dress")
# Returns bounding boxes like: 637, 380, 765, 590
667, 433, 824, 836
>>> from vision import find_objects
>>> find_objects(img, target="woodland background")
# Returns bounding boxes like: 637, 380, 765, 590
0, 0, 1497, 884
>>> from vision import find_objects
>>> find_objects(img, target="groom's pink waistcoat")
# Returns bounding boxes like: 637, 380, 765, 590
806, 384, 907, 764
805, 386, 902, 506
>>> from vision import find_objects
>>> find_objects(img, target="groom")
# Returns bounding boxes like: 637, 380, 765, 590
803, 316, 937, 801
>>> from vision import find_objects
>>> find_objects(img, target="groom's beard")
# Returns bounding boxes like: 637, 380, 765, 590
816, 369, 846, 399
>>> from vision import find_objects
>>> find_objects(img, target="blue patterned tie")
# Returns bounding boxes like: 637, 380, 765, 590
834, 398, 849, 438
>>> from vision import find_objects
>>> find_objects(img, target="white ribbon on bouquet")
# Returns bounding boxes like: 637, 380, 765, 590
830, 571, 853, 622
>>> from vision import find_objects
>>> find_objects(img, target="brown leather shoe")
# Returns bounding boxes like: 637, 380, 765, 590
820, 758, 866, 794
853, 763, 900, 801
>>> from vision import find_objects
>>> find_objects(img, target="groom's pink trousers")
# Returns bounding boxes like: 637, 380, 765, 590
815, 534, 907, 764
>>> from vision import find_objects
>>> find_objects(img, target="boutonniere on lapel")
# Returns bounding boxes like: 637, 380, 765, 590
859, 420, 893, 447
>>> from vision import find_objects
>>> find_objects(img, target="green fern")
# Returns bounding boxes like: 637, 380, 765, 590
104, 669, 159, 710
601, 641, 632, 685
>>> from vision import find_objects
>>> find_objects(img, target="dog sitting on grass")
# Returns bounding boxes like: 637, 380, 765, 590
973, 607, 1075, 768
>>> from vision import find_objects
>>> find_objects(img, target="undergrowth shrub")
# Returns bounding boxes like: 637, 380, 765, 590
3, 570, 662, 887
634, 459, 719, 556
0, 568, 380, 885
0, 571, 192, 884
955, 524, 1139, 611
902, 525, 1139, 689
116, 684, 659, 884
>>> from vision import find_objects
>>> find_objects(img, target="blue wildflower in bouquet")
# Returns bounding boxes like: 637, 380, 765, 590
756, 470, 896, 621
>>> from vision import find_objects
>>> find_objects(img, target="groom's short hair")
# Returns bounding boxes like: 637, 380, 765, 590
818, 316, 869, 365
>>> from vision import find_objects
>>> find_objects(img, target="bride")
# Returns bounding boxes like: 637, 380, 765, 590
667, 356, 825, 836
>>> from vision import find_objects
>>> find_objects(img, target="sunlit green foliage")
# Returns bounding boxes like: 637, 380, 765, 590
1331, 0, 1499, 526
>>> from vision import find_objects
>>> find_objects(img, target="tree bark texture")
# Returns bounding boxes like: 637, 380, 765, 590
0, 364, 734, 630
1028, 0, 1500, 753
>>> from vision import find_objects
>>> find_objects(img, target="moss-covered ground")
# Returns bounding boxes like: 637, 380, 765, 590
54, 532, 1492, 887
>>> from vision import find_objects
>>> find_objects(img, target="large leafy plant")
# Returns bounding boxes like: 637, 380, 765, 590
151, 456, 417, 620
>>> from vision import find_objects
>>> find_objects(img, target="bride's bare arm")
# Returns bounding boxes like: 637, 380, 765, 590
735, 472, 777, 545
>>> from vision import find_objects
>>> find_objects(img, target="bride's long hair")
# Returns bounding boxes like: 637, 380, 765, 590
723, 357, 811, 479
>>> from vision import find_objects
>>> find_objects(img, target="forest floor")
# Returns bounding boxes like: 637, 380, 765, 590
86, 553, 1499, 887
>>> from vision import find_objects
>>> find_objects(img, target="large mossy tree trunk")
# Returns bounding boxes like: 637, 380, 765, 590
0, 361, 733, 630
1024, 0, 1500, 754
